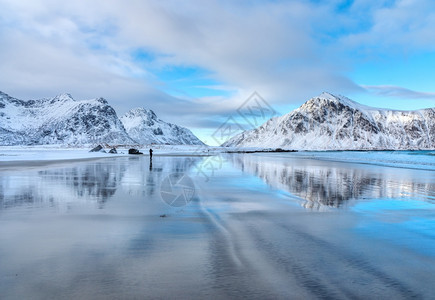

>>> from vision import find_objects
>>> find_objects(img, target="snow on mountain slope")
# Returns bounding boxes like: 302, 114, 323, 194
223, 92, 435, 150
0, 91, 134, 146
120, 108, 204, 145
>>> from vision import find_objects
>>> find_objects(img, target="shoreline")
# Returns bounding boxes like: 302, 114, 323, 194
0, 152, 213, 171
0, 155, 127, 171
1, 148, 433, 172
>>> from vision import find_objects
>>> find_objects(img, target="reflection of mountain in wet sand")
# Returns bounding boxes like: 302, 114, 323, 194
0, 158, 127, 209
0, 156, 202, 210
230, 154, 435, 209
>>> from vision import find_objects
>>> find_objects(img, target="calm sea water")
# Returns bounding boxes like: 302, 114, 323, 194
0, 153, 434, 299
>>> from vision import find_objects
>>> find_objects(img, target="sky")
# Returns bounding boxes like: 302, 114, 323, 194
0, 0, 434, 145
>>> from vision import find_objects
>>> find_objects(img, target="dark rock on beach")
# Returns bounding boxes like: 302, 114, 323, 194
128, 148, 143, 155
90, 145, 106, 153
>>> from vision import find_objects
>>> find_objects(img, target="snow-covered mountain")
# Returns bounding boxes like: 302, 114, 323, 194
223, 92, 435, 150
0, 91, 133, 146
0, 91, 205, 146
120, 108, 204, 145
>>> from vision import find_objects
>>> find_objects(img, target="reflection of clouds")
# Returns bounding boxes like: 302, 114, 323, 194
230, 154, 435, 210
0, 159, 127, 210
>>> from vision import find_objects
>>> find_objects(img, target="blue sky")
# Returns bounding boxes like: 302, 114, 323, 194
0, 0, 434, 144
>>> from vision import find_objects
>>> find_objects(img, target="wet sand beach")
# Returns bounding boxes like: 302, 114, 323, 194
0, 153, 434, 299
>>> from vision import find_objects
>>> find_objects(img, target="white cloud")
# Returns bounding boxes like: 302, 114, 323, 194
341, 0, 435, 55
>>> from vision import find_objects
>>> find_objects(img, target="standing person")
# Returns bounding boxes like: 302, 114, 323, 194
149, 148, 153, 171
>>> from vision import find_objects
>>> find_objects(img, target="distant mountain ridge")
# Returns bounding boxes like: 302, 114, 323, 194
0, 91, 203, 146
120, 107, 204, 145
223, 92, 435, 150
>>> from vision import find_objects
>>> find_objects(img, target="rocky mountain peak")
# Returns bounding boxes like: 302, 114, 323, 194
126, 107, 157, 120
0, 91, 11, 98
301, 92, 364, 112
96, 97, 108, 105
52, 93, 75, 102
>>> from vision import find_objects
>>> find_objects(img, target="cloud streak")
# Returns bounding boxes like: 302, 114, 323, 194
363, 85, 435, 99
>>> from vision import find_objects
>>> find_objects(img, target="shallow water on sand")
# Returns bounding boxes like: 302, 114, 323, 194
0, 153, 434, 299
